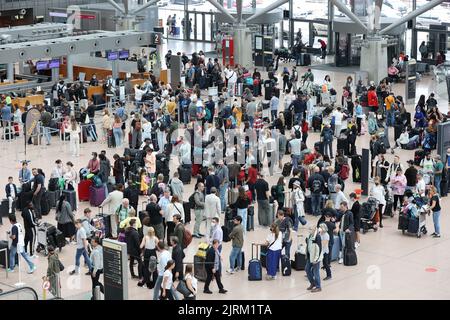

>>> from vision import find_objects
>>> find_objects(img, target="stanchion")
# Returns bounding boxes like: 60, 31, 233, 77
14, 253, 25, 288
94, 285, 102, 300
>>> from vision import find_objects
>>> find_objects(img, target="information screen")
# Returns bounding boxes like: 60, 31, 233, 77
119, 50, 129, 60
49, 59, 60, 68
36, 61, 49, 71
107, 51, 119, 61
103, 240, 126, 300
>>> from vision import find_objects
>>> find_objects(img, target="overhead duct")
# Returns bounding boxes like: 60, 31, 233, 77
129, 0, 159, 16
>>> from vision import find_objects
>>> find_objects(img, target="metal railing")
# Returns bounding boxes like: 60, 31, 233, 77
0, 286, 38, 300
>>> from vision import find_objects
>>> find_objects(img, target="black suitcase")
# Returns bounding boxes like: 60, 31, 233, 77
222, 225, 231, 242
304, 195, 312, 215
407, 217, 419, 234
260, 245, 268, 268
441, 180, 448, 197
398, 214, 409, 230
0, 240, 18, 267
264, 80, 273, 100
40, 191, 51, 216
314, 141, 324, 154
303, 53, 311, 66
183, 202, 191, 223
107, 132, 115, 148
47, 190, 60, 208
194, 255, 207, 282
351, 155, 362, 183
291, 251, 306, 271
177, 166, 191, 184
54, 230, 66, 251
343, 233, 357, 266
48, 178, 59, 192
312, 115, 322, 132
0, 199, 12, 217
394, 124, 403, 141
337, 138, 348, 155
281, 254, 291, 276
62, 189, 77, 211
282, 163, 293, 177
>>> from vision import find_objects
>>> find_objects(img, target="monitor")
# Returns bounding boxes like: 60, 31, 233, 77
49, 59, 60, 68
107, 51, 119, 61
119, 50, 129, 60
36, 61, 49, 71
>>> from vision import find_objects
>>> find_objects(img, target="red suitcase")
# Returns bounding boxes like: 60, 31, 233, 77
78, 179, 92, 201
192, 164, 201, 177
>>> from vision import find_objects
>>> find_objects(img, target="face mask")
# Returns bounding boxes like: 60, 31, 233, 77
211, 223, 216, 227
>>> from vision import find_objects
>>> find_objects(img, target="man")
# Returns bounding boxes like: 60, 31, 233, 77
205, 96, 215, 124
192, 183, 206, 238
270, 94, 279, 122
308, 167, 325, 216
434, 155, 444, 196
216, 160, 229, 212
172, 214, 185, 250
204, 187, 221, 239
205, 167, 220, 195
100, 185, 124, 238
171, 235, 185, 281
334, 185, 348, 210
246, 98, 257, 128
50, 160, 66, 179
386, 155, 404, 183
289, 94, 307, 125
116, 198, 137, 227
305, 226, 323, 293
204, 239, 227, 294
31, 168, 45, 219
384, 92, 396, 127
18, 161, 32, 184
321, 124, 334, 159
70, 219, 93, 275
125, 218, 142, 279
5, 176, 18, 214
146, 194, 164, 240
81, 208, 96, 237
209, 217, 223, 252
169, 172, 184, 200
255, 173, 271, 227
404, 160, 418, 193
289, 132, 302, 170
7, 214, 36, 274
22, 201, 38, 257
420, 153, 435, 184
40, 107, 53, 145
153, 241, 178, 300
338, 202, 354, 264
227, 215, 244, 274
275, 210, 293, 260
332, 107, 344, 137
90, 236, 104, 300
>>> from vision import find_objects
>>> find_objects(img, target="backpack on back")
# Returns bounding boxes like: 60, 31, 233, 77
188, 192, 197, 209
311, 179, 322, 194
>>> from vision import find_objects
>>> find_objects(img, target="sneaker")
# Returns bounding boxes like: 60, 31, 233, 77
69, 270, 78, 276
226, 269, 235, 274
431, 232, 437, 236
192, 234, 201, 239
218, 289, 228, 294
432, 234, 441, 238
311, 287, 322, 293
203, 289, 213, 294
338, 258, 343, 264
28, 265, 37, 274
306, 285, 314, 290
198, 233, 205, 237
7, 268, 14, 273
323, 276, 332, 281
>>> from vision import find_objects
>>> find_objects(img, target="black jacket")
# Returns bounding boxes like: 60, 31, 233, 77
341, 210, 355, 232
21, 208, 38, 230
5, 183, 18, 198
205, 247, 219, 272
172, 244, 185, 279
125, 227, 141, 257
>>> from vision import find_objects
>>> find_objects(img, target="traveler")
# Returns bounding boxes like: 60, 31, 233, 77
45, 246, 61, 297
389, 167, 407, 212
112, 154, 124, 185
255, 173, 271, 227
216, 160, 229, 212
138, 226, 159, 288
321, 124, 334, 159
204, 239, 227, 294
338, 202, 354, 264
305, 226, 323, 292
183, 264, 197, 300
227, 215, 244, 274
275, 210, 293, 260
230, 187, 251, 235
125, 218, 142, 280
90, 236, 104, 300
171, 235, 185, 282
428, 186, 441, 238
292, 180, 306, 230
349, 193, 361, 246
160, 260, 176, 300
264, 223, 282, 280
67, 117, 81, 157
100, 185, 124, 238
204, 187, 221, 239
192, 183, 206, 238
172, 214, 185, 251
31, 168, 45, 219
18, 160, 32, 184
370, 177, 386, 228
5, 176, 18, 214
308, 167, 325, 216
55, 194, 76, 243
7, 214, 36, 273
69, 219, 92, 275
169, 172, 184, 200
334, 185, 348, 210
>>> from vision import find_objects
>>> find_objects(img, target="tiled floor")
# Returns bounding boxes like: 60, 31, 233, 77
0, 53, 449, 300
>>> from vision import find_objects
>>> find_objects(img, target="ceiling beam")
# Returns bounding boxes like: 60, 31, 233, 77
244, 0, 288, 24
330, 0, 368, 33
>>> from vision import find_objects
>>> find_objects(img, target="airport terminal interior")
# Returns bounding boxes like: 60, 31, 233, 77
0, 0, 450, 301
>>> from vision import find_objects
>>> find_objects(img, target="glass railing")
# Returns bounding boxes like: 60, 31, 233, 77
0, 286, 39, 301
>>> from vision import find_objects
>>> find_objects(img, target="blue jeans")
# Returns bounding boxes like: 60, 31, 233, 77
229, 246, 242, 270
237, 208, 247, 235
267, 249, 281, 277
434, 175, 442, 196
283, 241, 292, 260
271, 110, 277, 122
433, 211, 441, 235
291, 154, 301, 169
295, 112, 303, 126
248, 115, 254, 128
75, 247, 92, 272
323, 141, 333, 158
113, 128, 122, 147
305, 260, 321, 289
311, 194, 322, 216
9, 245, 34, 271
293, 204, 300, 231
219, 183, 229, 212
43, 127, 51, 144
386, 108, 395, 127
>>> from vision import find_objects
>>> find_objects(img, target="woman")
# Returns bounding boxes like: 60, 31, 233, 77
428, 186, 441, 238
145, 148, 156, 178
345, 76, 354, 101
102, 109, 113, 142
113, 154, 124, 185
375, 154, 389, 184
263, 130, 277, 176
389, 168, 407, 212
272, 177, 285, 209
282, 67, 290, 92
44, 245, 62, 298
264, 223, 282, 280
370, 177, 386, 228
414, 106, 427, 128
416, 95, 426, 114
139, 227, 159, 288
66, 117, 80, 157
64, 161, 77, 191
166, 195, 185, 244
368, 112, 379, 135
161, 259, 176, 300
323, 75, 332, 92
367, 86, 378, 112
230, 187, 251, 235
292, 180, 306, 231
349, 193, 361, 246
55, 194, 76, 243
183, 264, 197, 300
318, 223, 330, 281
112, 115, 123, 147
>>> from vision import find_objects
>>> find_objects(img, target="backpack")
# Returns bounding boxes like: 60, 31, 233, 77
188, 192, 197, 209
148, 255, 158, 273
328, 174, 338, 193
311, 179, 322, 194
377, 141, 386, 154
93, 175, 102, 188
183, 228, 193, 248
271, 185, 278, 200
339, 164, 350, 180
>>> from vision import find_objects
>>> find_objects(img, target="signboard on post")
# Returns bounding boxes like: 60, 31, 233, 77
103, 239, 128, 300
437, 122, 450, 162
405, 59, 416, 103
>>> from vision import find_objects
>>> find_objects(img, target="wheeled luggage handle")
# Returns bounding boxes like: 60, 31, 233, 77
251, 243, 262, 260
98, 206, 104, 215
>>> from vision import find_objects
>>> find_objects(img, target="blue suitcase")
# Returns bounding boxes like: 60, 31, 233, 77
248, 243, 262, 281
331, 235, 341, 261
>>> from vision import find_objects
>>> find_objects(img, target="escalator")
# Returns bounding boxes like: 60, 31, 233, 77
0, 286, 39, 301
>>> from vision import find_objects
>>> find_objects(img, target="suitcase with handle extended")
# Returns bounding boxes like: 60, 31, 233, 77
62, 189, 77, 211
282, 163, 293, 177
183, 201, 191, 223
331, 235, 341, 261
248, 243, 262, 281
0, 240, 18, 267
89, 186, 106, 207
47, 190, 60, 208
194, 254, 207, 282
78, 179, 92, 201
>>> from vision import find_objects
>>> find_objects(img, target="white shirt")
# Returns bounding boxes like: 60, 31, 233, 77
332, 110, 343, 125
51, 166, 66, 179
264, 137, 276, 153
398, 132, 410, 144
163, 269, 173, 289
9, 184, 16, 199
185, 273, 197, 295
204, 194, 221, 219
370, 185, 386, 206
416, 179, 426, 196
266, 232, 283, 251
158, 250, 172, 276
334, 191, 349, 209
165, 202, 185, 222
100, 190, 124, 216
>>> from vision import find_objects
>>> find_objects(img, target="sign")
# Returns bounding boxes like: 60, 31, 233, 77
255, 36, 263, 51
437, 122, 450, 162
152, 32, 162, 45
405, 60, 417, 103
49, 11, 68, 18
78, 14, 96, 20
103, 239, 128, 300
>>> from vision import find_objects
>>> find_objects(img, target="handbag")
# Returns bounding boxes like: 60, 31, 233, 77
58, 260, 65, 272
176, 280, 193, 297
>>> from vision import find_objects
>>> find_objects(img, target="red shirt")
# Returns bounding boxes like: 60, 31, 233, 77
253, 117, 264, 131
248, 166, 258, 184
368, 90, 378, 108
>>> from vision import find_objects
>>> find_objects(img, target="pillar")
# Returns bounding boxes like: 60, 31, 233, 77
289, 0, 294, 49
111, 60, 119, 79
66, 54, 74, 81
411, 0, 418, 59
6, 63, 14, 82
234, 27, 253, 69
360, 37, 388, 83
327, 0, 334, 54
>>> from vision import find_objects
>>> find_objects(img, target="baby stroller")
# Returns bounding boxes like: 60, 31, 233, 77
360, 197, 379, 234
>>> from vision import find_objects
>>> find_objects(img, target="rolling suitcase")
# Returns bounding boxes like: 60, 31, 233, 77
78, 179, 92, 201
398, 214, 409, 231
343, 233, 357, 266
0, 240, 18, 267
304, 195, 312, 215
441, 180, 448, 197
337, 138, 348, 155
54, 230, 66, 251
0, 199, 12, 217
260, 245, 268, 268
281, 254, 291, 276
291, 251, 306, 271
228, 188, 239, 205
394, 124, 403, 141
247, 206, 255, 231
177, 166, 191, 184
282, 163, 293, 177
183, 202, 191, 223
62, 189, 77, 211
303, 53, 311, 66
194, 255, 207, 282
47, 190, 60, 208
40, 191, 51, 216
248, 243, 262, 281
222, 225, 231, 242
89, 186, 106, 207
